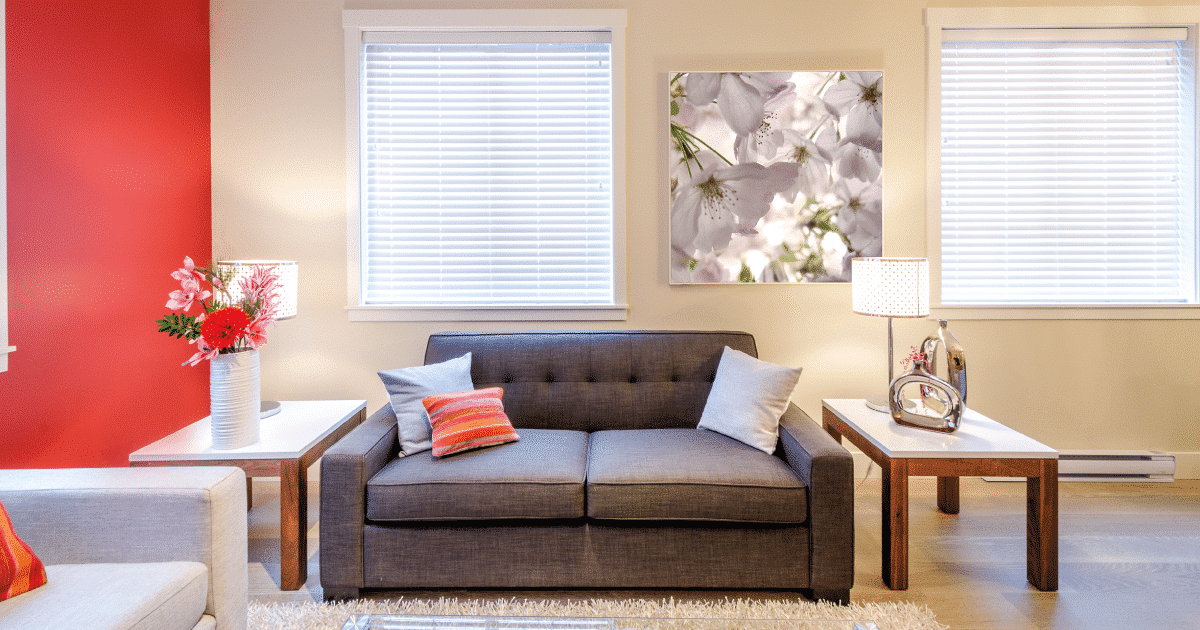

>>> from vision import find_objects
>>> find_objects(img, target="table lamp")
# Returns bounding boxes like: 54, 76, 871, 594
216, 260, 298, 417
852, 257, 929, 412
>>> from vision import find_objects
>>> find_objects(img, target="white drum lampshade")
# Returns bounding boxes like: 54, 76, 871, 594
214, 259, 298, 419
852, 258, 929, 411
215, 260, 298, 320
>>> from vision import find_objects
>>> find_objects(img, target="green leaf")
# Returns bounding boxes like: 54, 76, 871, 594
156, 313, 201, 341
670, 100, 680, 117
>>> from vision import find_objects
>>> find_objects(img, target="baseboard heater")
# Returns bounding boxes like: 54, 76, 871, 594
983, 450, 1176, 482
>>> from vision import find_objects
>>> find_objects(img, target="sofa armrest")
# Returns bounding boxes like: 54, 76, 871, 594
319, 403, 399, 597
777, 403, 854, 601
0, 466, 247, 630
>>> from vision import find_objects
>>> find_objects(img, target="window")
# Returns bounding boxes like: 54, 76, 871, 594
343, 10, 627, 321
926, 7, 1200, 319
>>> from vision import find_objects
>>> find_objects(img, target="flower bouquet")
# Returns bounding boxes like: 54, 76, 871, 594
157, 257, 283, 449
156, 257, 282, 365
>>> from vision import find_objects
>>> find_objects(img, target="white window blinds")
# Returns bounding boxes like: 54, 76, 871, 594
359, 31, 615, 307
939, 28, 1197, 306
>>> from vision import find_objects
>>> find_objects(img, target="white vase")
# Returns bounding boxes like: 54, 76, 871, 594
209, 349, 261, 449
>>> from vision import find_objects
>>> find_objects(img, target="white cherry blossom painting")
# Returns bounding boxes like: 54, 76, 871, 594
670, 71, 883, 283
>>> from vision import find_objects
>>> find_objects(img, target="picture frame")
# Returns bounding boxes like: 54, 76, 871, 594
669, 71, 883, 284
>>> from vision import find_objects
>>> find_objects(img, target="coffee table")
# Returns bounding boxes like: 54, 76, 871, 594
129, 399, 367, 590
340, 615, 881, 630
821, 398, 1058, 592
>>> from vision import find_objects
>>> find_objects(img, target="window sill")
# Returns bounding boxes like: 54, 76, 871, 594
931, 305, 1200, 321
348, 305, 629, 322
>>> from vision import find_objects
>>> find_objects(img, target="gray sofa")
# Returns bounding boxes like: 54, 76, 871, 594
0, 466, 248, 630
321, 330, 854, 603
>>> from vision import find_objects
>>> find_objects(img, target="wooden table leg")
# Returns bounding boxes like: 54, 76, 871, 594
881, 457, 909, 590
279, 459, 308, 590
246, 478, 253, 511
1027, 457, 1058, 591
937, 476, 960, 514
822, 410, 843, 443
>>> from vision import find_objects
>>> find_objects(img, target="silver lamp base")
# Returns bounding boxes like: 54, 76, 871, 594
864, 396, 890, 413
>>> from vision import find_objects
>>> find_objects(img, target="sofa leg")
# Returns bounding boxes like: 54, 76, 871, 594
322, 586, 361, 601
802, 588, 850, 606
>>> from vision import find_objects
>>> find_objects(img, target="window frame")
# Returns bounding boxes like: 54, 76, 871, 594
925, 6, 1200, 320
342, 9, 628, 322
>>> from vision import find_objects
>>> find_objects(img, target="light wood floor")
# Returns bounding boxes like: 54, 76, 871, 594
247, 467, 1200, 630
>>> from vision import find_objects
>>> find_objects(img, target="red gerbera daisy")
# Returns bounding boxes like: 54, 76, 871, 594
200, 306, 251, 350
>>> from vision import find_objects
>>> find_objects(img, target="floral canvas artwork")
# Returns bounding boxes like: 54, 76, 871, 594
670, 71, 883, 283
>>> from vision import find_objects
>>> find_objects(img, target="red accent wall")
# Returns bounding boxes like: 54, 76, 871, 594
1, 1, 212, 467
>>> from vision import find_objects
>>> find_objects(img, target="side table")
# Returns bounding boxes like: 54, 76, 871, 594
821, 398, 1058, 591
130, 399, 367, 590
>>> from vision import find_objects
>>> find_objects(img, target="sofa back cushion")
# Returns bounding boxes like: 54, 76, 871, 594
424, 330, 758, 432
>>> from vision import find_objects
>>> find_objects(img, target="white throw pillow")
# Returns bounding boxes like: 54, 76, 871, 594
697, 346, 802, 455
378, 352, 473, 456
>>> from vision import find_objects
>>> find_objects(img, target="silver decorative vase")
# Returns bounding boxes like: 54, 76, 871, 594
889, 357, 963, 433
209, 349, 261, 450
921, 319, 967, 404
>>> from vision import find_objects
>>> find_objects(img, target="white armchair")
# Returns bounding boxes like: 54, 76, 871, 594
0, 466, 247, 630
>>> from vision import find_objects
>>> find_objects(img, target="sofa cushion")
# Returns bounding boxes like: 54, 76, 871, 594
587, 429, 807, 523
0, 561, 207, 630
423, 331, 760, 432
367, 428, 588, 521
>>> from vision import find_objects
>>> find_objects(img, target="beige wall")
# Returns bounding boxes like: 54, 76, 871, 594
211, 0, 1200, 478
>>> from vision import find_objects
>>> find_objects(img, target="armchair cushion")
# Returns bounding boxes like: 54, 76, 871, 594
0, 561, 207, 630
586, 428, 807, 523
367, 428, 588, 521
0, 466, 247, 630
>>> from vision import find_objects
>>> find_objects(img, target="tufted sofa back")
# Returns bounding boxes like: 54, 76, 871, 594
424, 330, 758, 432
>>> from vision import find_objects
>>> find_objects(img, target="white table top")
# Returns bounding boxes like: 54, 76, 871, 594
129, 399, 368, 462
822, 399, 1057, 459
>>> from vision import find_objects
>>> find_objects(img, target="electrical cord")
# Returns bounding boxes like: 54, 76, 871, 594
857, 460, 875, 489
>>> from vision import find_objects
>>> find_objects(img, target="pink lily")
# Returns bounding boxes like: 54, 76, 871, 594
166, 275, 212, 311
242, 315, 272, 350
170, 256, 205, 284
239, 265, 281, 320
183, 337, 220, 367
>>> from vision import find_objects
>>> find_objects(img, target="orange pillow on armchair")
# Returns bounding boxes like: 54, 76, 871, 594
0, 499, 48, 601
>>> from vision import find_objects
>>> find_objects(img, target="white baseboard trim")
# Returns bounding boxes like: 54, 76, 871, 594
1173, 452, 1199, 480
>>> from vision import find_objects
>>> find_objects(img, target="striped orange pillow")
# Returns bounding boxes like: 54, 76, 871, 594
0, 500, 48, 601
423, 387, 520, 458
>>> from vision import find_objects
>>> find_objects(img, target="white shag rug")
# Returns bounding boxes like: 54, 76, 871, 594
248, 597, 946, 630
